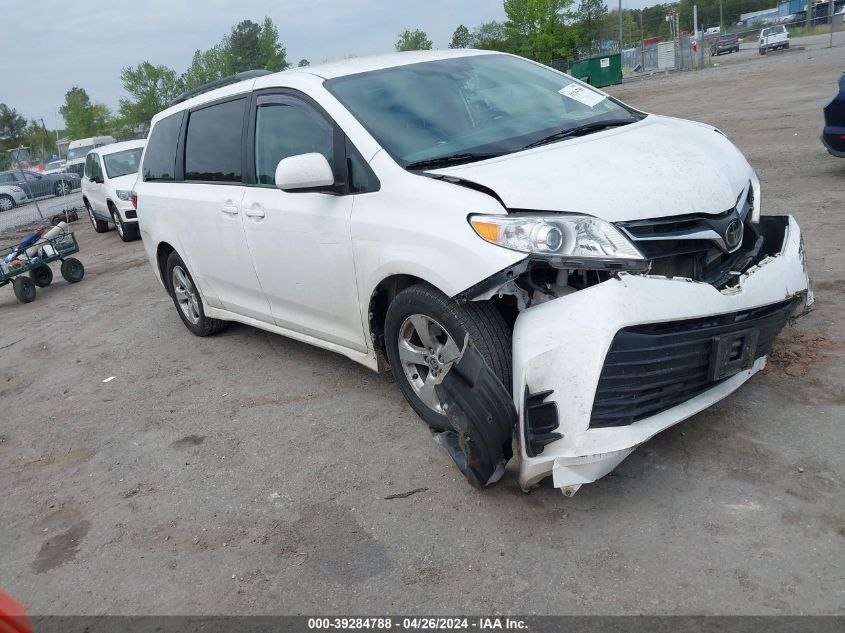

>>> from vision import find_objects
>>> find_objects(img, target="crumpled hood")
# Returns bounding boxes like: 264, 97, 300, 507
432, 115, 753, 222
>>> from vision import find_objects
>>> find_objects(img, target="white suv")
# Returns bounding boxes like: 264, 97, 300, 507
136, 51, 811, 495
82, 140, 145, 242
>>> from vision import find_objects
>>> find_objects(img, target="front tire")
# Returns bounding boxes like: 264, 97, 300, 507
0, 194, 15, 211
165, 251, 228, 337
13, 277, 36, 303
110, 206, 139, 242
85, 199, 109, 233
384, 283, 512, 432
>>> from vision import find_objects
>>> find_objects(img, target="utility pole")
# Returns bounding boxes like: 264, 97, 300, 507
719, 0, 724, 32
639, 11, 645, 73
619, 0, 624, 52
829, 0, 835, 46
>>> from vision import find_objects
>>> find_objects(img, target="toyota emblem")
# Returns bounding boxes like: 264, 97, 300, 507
724, 219, 744, 251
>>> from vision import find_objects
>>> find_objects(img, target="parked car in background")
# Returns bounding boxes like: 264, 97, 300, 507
0, 184, 28, 211
711, 33, 740, 55
136, 51, 811, 496
82, 140, 145, 241
822, 71, 845, 157
43, 159, 67, 174
65, 136, 116, 176
0, 169, 80, 198
759, 25, 789, 53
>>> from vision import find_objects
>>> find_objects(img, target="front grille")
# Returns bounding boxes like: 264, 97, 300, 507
615, 187, 768, 289
590, 299, 796, 428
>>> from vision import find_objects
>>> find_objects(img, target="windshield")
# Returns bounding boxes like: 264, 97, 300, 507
325, 54, 639, 167
103, 148, 143, 178
67, 145, 94, 161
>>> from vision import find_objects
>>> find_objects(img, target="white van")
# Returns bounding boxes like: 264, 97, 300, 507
65, 136, 116, 177
759, 25, 789, 54
135, 51, 812, 495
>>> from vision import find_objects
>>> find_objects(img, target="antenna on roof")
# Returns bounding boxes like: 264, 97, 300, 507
169, 69, 273, 107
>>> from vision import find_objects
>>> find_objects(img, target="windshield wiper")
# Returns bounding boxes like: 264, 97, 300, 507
521, 119, 636, 150
405, 152, 503, 171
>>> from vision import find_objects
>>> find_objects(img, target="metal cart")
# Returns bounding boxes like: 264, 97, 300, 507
0, 232, 85, 303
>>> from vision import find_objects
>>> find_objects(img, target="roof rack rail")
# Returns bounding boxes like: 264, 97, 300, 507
169, 69, 273, 106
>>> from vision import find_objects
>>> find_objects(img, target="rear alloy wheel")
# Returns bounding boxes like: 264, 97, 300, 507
165, 251, 228, 337
0, 194, 14, 211
54, 180, 71, 196
85, 199, 109, 233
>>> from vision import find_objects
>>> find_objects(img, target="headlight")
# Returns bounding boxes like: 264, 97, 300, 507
116, 190, 132, 201
11, 186, 24, 193
470, 214, 646, 270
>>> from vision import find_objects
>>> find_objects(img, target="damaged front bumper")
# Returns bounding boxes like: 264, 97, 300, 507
511, 215, 812, 495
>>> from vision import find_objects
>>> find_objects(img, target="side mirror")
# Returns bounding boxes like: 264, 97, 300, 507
274, 153, 334, 191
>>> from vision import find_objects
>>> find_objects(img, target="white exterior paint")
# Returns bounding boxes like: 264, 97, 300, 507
135, 50, 811, 495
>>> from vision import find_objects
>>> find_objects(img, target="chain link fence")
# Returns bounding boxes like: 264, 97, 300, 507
1, 147, 85, 235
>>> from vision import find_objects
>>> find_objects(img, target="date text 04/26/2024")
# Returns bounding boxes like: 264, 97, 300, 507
307, 618, 528, 630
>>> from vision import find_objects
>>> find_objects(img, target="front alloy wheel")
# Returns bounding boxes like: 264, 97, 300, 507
397, 314, 462, 414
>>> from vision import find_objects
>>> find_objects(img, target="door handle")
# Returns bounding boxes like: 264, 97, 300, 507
244, 204, 265, 219
221, 204, 239, 215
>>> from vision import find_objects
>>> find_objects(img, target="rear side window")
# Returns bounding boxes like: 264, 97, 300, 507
185, 98, 246, 182
143, 112, 183, 182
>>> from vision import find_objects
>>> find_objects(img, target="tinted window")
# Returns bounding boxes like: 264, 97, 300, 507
185, 99, 245, 182
143, 112, 184, 182
254, 100, 333, 185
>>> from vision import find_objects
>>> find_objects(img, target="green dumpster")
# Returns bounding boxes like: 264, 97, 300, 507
569, 53, 622, 88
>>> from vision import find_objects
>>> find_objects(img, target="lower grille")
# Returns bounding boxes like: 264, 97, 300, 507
590, 299, 796, 428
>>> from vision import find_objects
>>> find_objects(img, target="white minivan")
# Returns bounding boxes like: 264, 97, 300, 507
82, 140, 145, 241
135, 51, 812, 495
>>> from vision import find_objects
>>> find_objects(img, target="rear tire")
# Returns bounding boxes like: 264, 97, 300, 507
13, 277, 36, 303
54, 180, 71, 196
384, 283, 512, 432
165, 251, 228, 337
60, 258, 85, 283
29, 265, 53, 287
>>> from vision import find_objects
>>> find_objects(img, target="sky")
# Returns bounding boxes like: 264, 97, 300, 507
1, 0, 651, 128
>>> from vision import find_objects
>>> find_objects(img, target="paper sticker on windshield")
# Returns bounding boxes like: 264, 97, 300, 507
558, 84, 606, 107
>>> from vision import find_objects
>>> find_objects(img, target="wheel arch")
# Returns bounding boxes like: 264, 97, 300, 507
367, 274, 428, 371
156, 241, 177, 292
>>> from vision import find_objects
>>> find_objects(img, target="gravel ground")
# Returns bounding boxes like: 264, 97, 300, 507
1, 38, 844, 616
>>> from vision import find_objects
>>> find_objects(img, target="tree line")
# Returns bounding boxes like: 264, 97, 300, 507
1, 0, 776, 164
